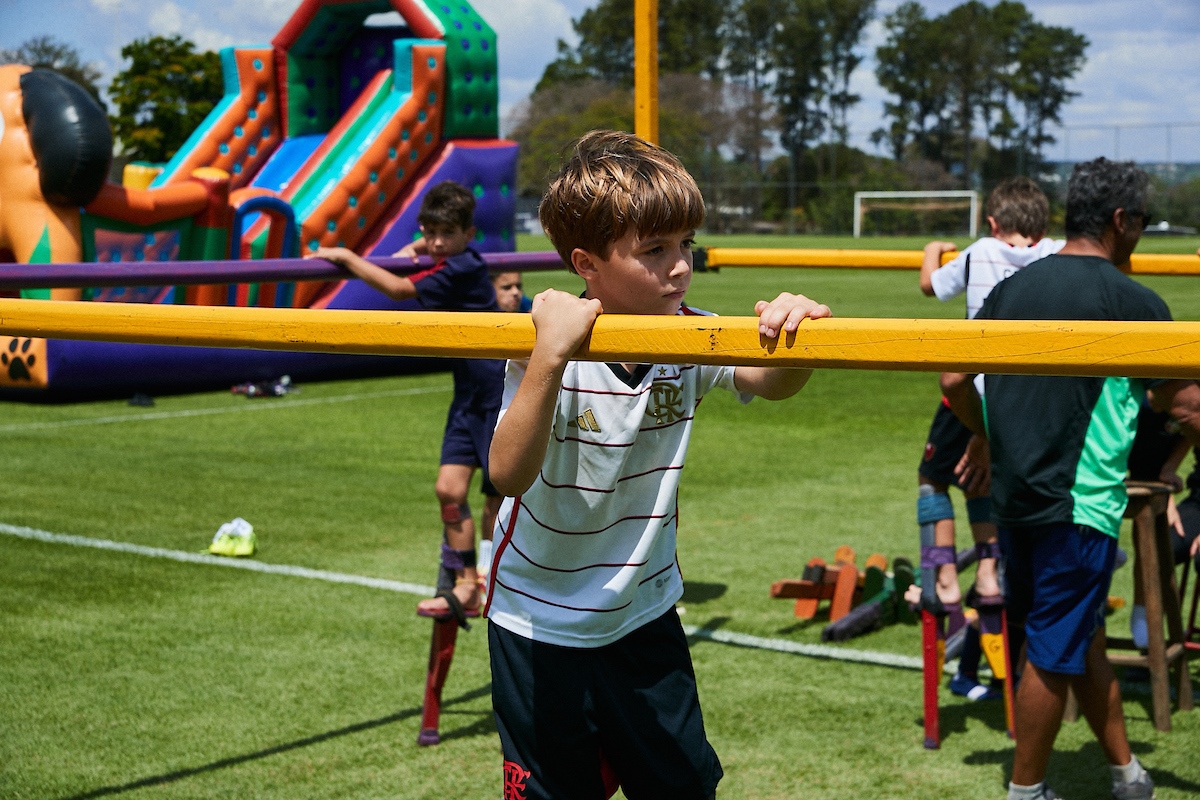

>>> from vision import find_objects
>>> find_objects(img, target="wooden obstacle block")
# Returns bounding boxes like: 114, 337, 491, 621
829, 557, 860, 622
773, 549, 891, 622
773, 557, 827, 619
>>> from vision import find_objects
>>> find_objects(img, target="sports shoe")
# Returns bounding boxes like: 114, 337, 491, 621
1112, 774, 1155, 800
949, 672, 1000, 701
209, 517, 257, 557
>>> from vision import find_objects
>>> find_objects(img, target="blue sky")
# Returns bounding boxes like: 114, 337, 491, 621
2, 0, 1198, 162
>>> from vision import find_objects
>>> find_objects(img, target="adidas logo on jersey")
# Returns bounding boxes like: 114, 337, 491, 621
568, 408, 602, 432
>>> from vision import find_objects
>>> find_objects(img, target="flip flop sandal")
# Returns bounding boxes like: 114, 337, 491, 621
417, 589, 481, 630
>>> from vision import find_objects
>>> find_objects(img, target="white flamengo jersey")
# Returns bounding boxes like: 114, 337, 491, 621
485, 318, 750, 648
930, 236, 1064, 320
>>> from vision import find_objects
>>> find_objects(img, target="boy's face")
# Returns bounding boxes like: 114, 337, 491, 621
573, 228, 694, 315
491, 272, 524, 312
420, 222, 475, 259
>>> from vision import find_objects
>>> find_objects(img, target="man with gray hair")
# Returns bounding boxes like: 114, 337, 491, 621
942, 157, 1200, 800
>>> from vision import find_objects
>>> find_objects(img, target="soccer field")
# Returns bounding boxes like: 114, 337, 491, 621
3, 237, 1199, 799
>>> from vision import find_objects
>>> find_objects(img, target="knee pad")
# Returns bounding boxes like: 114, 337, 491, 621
965, 496, 993, 525
917, 488, 955, 526
441, 502, 471, 525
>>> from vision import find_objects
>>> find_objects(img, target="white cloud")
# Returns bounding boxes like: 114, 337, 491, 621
90, 0, 122, 12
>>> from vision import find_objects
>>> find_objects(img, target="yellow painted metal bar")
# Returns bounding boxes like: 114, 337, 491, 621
704, 247, 1200, 275
4, 298, 1200, 379
634, 0, 658, 144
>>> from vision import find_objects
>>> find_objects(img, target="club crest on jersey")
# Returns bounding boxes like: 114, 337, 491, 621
646, 381, 685, 425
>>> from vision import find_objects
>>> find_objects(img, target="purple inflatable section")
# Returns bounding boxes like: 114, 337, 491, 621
367, 140, 518, 256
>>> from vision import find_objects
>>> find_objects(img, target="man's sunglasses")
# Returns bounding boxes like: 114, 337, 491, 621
1124, 208, 1151, 231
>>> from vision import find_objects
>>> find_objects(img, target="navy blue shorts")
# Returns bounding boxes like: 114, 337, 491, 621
918, 402, 973, 486
1000, 523, 1117, 674
488, 609, 722, 800
440, 402, 499, 496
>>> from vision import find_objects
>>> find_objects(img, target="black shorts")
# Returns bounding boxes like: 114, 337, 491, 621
488, 609, 722, 800
440, 402, 499, 496
918, 402, 973, 486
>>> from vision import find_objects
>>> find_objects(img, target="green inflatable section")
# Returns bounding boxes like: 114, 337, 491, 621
421, 2, 498, 138
286, 0, 391, 138
282, 0, 497, 140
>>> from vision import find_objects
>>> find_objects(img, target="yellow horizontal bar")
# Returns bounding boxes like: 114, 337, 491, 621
3, 298, 1200, 379
704, 248, 1200, 275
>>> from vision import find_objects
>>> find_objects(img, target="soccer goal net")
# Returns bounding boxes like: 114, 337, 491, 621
853, 190, 980, 238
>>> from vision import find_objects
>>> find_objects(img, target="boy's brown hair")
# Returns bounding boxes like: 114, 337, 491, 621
986, 176, 1048, 238
539, 130, 705, 270
418, 180, 476, 230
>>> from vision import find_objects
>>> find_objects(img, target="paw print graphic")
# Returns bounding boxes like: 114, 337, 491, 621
2, 337, 36, 381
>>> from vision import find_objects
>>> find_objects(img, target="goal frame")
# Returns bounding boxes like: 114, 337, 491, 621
852, 190, 980, 239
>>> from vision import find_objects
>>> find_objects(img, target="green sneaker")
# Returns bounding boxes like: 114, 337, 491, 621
209, 518, 256, 557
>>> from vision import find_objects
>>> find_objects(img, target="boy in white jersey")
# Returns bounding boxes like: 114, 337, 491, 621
484, 130, 831, 800
912, 178, 1062, 701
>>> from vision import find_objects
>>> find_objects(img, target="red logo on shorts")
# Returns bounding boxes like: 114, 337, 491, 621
923, 443, 936, 462
503, 760, 532, 800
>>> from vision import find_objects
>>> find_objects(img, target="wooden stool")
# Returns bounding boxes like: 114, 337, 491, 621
1102, 482, 1193, 730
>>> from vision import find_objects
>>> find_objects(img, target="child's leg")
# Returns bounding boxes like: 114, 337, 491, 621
965, 493, 1002, 598
417, 463, 480, 617
918, 478, 961, 608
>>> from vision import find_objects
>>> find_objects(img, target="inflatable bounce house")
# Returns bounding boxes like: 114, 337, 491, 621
0, 0, 518, 398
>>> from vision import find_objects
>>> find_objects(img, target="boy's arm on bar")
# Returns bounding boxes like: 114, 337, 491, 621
309, 246, 418, 301
733, 292, 830, 400
489, 291, 602, 497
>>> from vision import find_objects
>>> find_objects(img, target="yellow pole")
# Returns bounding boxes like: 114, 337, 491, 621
634, 0, 658, 144
703, 248, 1200, 275
4, 298, 1200, 379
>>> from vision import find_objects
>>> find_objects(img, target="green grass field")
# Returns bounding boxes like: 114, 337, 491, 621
3, 236, 1199, 799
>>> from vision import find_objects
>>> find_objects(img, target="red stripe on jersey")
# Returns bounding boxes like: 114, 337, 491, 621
561, 384, 652, 397
538, 463, 683, 493
519, 501, 671, 535
490, 575, 634, 613
637, 560, 678, 585
552, 432, 637, 447
484, 496, 523, 617
407, 259, 448, 285
504, 539, 650, 572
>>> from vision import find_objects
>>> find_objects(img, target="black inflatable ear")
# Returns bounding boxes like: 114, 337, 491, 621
20, 68, 113, 207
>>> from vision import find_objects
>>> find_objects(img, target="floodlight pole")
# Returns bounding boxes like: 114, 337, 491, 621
634, 0, 659, 144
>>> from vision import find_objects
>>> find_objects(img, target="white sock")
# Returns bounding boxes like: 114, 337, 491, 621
1111, 755, 1147, 786
1130, 605, 1148, 649
1008, 781, 1050, 800
478, 538, 494, 576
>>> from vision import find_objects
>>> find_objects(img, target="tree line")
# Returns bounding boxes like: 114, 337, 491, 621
510, 0, 1092, 231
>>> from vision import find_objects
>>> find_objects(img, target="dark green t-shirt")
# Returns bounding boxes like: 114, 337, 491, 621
977, 253, 1172, 536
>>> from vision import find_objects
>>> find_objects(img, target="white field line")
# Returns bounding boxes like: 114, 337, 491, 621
0, 522, 435, 596
2, 520, 936, 672
0, 385, 450, 433
681, 624, 924, 671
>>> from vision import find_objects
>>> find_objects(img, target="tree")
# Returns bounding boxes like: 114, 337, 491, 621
723, 0, 787, 173
508, 74, 734, 200
0, 35, 104, 106
873, 1, 1087, 185
537, 0, 726, 91
107, 35, 222, 163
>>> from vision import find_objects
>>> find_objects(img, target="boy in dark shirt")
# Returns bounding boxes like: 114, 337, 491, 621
312, 180, 502, 622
